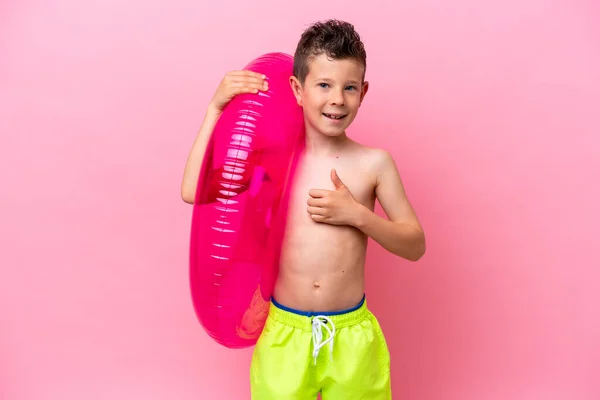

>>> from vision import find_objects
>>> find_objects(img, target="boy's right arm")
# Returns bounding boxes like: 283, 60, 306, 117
180, 70, 268, 204
180, 106, 221, 204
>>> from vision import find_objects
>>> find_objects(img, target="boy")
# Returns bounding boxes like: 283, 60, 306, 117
181, 19, 425, 400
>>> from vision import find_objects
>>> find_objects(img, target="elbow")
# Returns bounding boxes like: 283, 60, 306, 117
181, 186, 195, 204
409, 246, 426, 262
406, 233, 426, 262
405, 248, 425, 262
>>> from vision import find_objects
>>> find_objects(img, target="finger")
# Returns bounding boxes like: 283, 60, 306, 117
227, 70, 267, 79
309, 189, 329, 198
307, 206, 324, 215
229, 82, 268, 94
229, 83, 267, 92
306, 207, 323, 215
230, 80, 268, 90
310, 214, 326, 223
231, 76, 268, 86
331, 169, 345, 189
307, 197, 324, 207
224, 73, 267, 91
230, 86, 260, 94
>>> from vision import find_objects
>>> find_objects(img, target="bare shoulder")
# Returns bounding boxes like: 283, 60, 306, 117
348, 140, 397, 179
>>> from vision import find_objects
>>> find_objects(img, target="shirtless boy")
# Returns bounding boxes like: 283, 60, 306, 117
181, 19, 425, 400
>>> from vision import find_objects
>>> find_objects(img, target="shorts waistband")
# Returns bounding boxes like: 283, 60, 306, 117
269, 295, 369, 331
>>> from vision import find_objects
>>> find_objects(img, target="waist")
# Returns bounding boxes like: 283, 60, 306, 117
268, 294, 369, 331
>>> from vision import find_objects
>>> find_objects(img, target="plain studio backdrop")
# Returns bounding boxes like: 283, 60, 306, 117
1, 0, 599, 399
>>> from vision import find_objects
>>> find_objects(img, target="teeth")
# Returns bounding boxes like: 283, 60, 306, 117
325, 114, 344, 119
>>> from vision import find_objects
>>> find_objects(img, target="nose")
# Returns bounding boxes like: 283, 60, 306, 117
329, 89, 345, 107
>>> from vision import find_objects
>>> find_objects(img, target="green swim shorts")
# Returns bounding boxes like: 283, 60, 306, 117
250, 295, 392, 399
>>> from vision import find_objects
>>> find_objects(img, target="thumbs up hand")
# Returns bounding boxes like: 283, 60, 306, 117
307, 169, 362, 226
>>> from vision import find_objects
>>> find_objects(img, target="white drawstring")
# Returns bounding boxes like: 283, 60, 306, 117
311, 315, 336, 365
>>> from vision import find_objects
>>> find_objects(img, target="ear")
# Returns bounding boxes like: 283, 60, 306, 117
359, 81, 369, 105
289, 76, 304, 106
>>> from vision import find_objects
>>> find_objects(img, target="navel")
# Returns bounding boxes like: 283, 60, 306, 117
313, 281, 320, 288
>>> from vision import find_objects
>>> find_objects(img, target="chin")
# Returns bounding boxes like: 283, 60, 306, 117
310, 124, 345, 137
321, 129, 346, 137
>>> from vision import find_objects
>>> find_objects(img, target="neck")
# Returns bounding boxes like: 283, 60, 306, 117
303, 124, 349, 157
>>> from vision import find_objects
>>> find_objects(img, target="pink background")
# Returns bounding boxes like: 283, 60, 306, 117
1, 0, 598, 399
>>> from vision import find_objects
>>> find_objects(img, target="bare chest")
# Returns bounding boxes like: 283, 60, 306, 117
288, 156, 377, 218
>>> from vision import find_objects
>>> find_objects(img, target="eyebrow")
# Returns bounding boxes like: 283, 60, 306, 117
315, 77, 362, 85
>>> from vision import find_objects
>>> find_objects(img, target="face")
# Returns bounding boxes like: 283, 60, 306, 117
290, 54, 369, 137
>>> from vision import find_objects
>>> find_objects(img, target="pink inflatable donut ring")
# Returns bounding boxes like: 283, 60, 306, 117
189, 52, 305, 349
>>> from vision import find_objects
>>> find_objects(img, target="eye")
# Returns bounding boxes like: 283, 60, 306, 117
345, 85, 358, 91
318, 83, 329, 88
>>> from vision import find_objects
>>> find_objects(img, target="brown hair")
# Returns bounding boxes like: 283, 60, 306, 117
293, 19, 367, 84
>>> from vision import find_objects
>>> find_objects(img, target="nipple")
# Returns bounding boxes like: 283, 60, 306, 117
313, 281, 320, 288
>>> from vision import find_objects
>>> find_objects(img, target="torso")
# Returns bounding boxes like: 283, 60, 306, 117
273, 141, 381, 312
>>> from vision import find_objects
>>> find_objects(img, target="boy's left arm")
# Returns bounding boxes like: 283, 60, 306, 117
354, 151, 425, 261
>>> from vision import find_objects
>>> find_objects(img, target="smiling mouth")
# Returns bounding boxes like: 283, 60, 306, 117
323, 113, 347, 120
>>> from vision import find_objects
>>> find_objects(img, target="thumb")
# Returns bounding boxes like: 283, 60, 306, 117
331, 169, 345, 189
